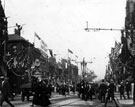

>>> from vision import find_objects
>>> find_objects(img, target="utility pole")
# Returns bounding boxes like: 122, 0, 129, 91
85, 21, 123, 32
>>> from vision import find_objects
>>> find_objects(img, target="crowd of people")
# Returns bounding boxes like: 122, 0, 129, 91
0, 75, 53, 107
55, 83, 76, 96
76, 80, 99, 101
76, 79, 131, 107
0, 75, 132, 107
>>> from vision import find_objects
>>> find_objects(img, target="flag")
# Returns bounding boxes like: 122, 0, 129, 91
35, 32, 41, 40
41, 40, 47, 47
68, 49, 73, 54
40, 40, 47, 53
49, 49, 53, 57
114, 41, 121, 54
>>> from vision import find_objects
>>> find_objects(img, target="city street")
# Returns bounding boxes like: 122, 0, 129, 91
2, 92, 133, 107
1, 0, 135, 107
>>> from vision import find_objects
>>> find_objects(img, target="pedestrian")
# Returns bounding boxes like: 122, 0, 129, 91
81, 82, 85, 100
89, 84, 94, 101
125, 80, 131, 99
72, 84, 76, 95
40, 80, 51, 107
104, 79, 119, 107
0, 76, 14, 107
76, 83, 81, 98
30, 77, 40, 107
84, 83, 89, 101
119, 81, 126, 100
62, 84, 66, 97
99, 79, 107, 103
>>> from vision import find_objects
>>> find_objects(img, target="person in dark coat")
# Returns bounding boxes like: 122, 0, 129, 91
81, 82, 85, 100
72, 84, 76, 95
31, 77, 40, 106
104, 79, 119, 107
119, 81, 126, 100
84, 83, 89, 101
125, 80, 131, 99
99, 79, 107, 103
76, 83, 81, 98
40, 80, 51, 107
62, 84, 66, 97
89, 84, 95, 101
0, 77, 14, 107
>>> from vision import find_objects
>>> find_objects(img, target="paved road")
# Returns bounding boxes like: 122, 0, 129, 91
2, 92, 134, 107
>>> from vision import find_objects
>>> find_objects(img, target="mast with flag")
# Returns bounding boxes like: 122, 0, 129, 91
68, 48, 73, 60
34, 32, 48, 56
34, 32, 41, 46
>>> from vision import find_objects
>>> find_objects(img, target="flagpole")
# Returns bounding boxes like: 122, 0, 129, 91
67, 49, 69, 83
34, 33, 35, 46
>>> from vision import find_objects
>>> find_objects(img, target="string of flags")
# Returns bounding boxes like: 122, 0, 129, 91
35, 33, 78, 61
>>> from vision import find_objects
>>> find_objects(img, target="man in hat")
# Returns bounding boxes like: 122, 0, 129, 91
119, 81, 126, 100
104, 79, 119, 107
99, 79, 107, 103
125, 80, 131, 99
0, 76, 14, 107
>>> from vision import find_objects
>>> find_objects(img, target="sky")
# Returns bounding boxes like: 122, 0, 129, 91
3, 0, 127, 80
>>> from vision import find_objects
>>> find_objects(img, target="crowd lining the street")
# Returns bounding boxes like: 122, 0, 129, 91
0, 76, 133, 107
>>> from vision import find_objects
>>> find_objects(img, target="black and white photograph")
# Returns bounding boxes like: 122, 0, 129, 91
0, 0, 135, 107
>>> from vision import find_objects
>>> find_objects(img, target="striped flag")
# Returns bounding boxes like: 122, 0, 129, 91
35, 32, 41, 40
40, 40, 48, 53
